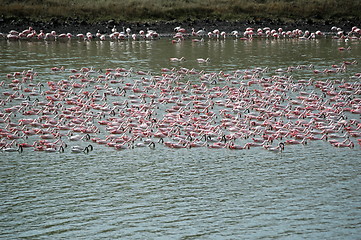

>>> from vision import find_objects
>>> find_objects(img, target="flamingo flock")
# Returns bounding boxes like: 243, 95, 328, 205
1, 25, 360, 42
1, 55, 360, 154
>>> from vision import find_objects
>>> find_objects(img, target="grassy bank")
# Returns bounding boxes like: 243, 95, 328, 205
0, 0, 360, 23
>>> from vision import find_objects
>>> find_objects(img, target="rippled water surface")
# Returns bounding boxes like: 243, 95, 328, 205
0, 38, 360, 239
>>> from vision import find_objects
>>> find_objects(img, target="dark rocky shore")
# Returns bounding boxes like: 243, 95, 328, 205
0, 17, 360, 35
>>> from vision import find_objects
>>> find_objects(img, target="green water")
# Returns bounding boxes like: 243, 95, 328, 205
0, 38, 360, 239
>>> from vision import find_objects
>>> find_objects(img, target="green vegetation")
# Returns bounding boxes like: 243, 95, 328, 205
0, 0, 360, 23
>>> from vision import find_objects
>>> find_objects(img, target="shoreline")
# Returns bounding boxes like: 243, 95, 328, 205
1, 17, 360, 37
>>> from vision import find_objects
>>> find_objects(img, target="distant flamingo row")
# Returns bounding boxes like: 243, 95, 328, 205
0, 59, 360, 153
1, 25, 361, 41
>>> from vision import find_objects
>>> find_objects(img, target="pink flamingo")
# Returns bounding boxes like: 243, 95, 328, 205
227, 142, 249, 150
169, 57, 185, 62
263, 142, 285, 153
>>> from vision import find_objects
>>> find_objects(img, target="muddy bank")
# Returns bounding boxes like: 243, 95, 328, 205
0, 17, 360, 35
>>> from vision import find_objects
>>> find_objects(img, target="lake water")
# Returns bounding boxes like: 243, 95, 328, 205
0, 37, 360, 239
